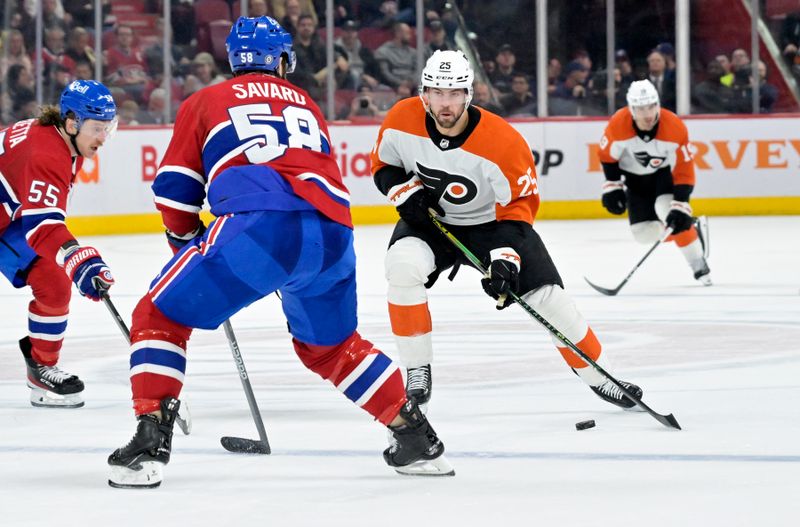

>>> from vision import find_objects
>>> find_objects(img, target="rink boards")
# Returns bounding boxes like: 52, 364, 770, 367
64, 114, 800, 235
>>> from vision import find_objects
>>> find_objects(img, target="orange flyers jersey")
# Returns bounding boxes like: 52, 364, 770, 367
598, 107, 695, 186
370, 97, 539, 225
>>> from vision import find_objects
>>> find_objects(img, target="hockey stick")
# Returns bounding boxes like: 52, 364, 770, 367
427, 212, 681, 430
220, 320, 271, 454
97, 288, 192, 435
583, 227, 673, 296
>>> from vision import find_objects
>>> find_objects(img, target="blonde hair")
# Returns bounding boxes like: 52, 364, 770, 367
38, 105, 64, 127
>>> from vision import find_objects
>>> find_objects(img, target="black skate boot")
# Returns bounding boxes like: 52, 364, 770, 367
693, 261, 712, 286
20, 337, 84, 408
108, 397, 181, 489
406, 365, 432, 405
591, 379, 643, 410
384, 399, 454, 476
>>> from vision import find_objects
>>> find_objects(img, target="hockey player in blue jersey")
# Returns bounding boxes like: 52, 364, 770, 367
107, 16, 453, 488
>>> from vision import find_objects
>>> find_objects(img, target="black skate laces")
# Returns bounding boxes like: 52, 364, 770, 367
407, 367, 430, 392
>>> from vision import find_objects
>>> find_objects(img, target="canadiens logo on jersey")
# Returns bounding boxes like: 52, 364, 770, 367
416, 162, 478, 205
633, 151, 667, 169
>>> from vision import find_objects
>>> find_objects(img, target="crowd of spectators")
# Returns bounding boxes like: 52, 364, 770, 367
0, 0, 790, 126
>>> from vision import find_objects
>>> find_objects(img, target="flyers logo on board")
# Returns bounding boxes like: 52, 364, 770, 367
633, 151, 667, 169
415, 162, 478, 205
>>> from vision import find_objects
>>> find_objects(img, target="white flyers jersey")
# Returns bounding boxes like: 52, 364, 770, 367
370, 97, 539, 226
598, 107, 695, 186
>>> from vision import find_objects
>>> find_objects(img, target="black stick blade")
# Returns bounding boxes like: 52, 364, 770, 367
657, 413, 682, 430
583, 276, 621, 296
220, 436, 271, 454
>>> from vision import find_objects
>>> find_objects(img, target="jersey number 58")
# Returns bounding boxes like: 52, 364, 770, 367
228, 103, 323, 164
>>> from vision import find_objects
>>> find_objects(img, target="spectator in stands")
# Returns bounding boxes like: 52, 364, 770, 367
716, 53, 734, 86
64, 27, 95, 73
118, 99, 141, 126
572, 48, 593, 75
183, 52, 227, 98
365, 0, 402, 29
780, 11, 800, 61
73, 60, 93, 81
249, 0, 270, 17
692, 58, 732, 114
374, 22, 417, 89
41, 0, 70, 32
0, 30, 33, 80
472, 80, 504, 115
500, 72, 536, 116
41, 26, 68, 72
347, 84, 383, 119
288, 13, 327, 102
44, 63, 73, 105
647, 49, 675, 111
731, 48, 750, 74
587, 66, 627, 114
63, 0, 108, 28
144, 17, 189, 78
615, 49, 635, 86
656, 42, 676, 73
104, 24, 149, 103
490, 44, 520, 94
136, 87, 172, 124
547, 57, 562, 95
279, 0, 318, 36
424, 19, 450, 57
550, 60, 589, 115
11, 88, 38, 121
335, 19, 382, 90
8, 7, 36, 52
1, 64, 35, 123
170, 0, 196, 47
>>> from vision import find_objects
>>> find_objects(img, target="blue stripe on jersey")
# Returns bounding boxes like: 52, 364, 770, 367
152, 170, 207, 209
303, 177, 350, 207
130, 347, 187, 373
343, 353, 392, 403
29, 319, 68, 336
21, 210, 65, 233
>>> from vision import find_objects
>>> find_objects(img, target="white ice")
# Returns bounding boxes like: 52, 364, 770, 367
1, 216, 798, 526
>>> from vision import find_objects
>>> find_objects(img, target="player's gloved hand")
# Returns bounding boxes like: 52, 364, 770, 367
63, 246, 115, 301
392, 178, 444, 227
166, 223, 206, 255
481, 248, 520, 310
665, 201, 694, 234
601, 180, 626, 215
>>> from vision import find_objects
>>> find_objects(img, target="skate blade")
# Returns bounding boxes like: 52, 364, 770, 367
394, 454, 455, 477
176, 400, 192, 435
108, 462, 163, 489
29, 387, 84, 408
697, 275, 713, 286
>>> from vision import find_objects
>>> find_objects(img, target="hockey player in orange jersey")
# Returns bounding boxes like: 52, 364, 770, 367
370, 50, 643, 411
598, 79, 711, 284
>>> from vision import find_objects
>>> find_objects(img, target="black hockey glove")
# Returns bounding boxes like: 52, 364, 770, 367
665, 201, 693, 234
601, 180, 626, 215
395, 187, 445, 228
166, 223, 206, 255
481, 248, 520, 310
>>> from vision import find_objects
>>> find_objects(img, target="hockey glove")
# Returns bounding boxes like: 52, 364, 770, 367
63, 246, 115, 301
481, 247, 521, 310
166, 223, 206, 255
665, 201, 693, 234
388, 175, 444, 228
601, 181, 626, 215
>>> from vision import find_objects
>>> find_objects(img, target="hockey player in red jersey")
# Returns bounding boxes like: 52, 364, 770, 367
0, 80, 117, 408
598, 79, 711, 284
370, 50, 643, 411
108, 16, 452, 489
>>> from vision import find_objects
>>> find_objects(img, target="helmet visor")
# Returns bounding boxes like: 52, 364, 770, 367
81, 117, 119, 141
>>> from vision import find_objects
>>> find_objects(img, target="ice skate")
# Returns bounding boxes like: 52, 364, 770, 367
590, 379, 643, 410
108, 397, 181, 489
20, 337, 84, 408
406, 364, 432, 408
384, 399, 454, 477
694, 261, 712, 286
695, 216, 710, 258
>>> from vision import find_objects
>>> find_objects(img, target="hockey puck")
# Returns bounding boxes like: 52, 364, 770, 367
575, 420, 596, 431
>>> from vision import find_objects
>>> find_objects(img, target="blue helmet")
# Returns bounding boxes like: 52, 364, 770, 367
226, 16, 296, 75
60, 80, 117, 126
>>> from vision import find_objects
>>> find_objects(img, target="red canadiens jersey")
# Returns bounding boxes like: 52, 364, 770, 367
153, 73, 351, 234
370, 97, 539, 226
0, 120, 82, 263
598, 107, 695, 186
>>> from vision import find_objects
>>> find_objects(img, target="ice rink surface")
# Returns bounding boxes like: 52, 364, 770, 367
1, 216, 798, 526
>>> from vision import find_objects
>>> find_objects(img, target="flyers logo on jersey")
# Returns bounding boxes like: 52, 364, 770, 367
416, 162, 477, 205
633, 151, 667, 169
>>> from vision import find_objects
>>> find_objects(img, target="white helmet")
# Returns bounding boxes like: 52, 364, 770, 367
420, 50, 474, 107
626, 79, 660, 108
